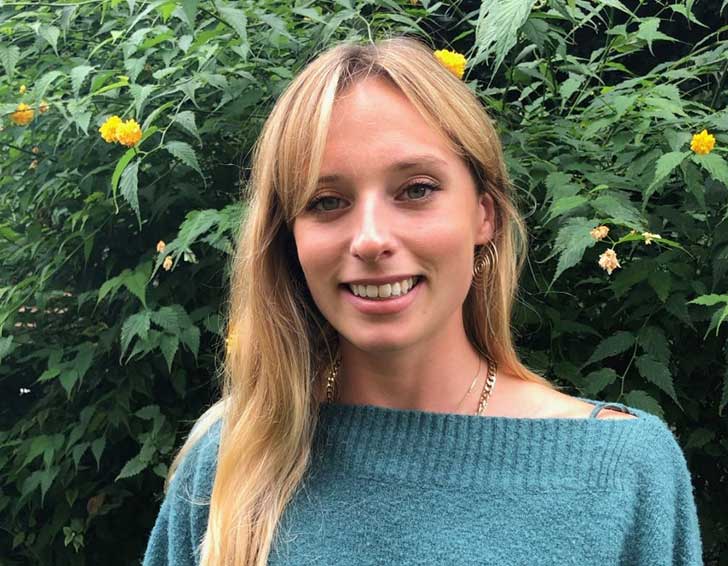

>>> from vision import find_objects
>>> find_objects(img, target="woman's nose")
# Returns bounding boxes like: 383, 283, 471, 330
349, 195, 394, 262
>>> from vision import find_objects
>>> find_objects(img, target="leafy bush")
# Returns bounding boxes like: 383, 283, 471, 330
0, 0, 725, 563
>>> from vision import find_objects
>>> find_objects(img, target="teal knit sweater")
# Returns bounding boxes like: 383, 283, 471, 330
141, 398, 703, 565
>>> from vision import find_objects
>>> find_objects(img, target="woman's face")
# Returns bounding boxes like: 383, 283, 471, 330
292, 76, 494, 354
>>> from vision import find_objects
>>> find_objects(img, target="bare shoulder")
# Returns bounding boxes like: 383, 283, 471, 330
517, 380, 637, 419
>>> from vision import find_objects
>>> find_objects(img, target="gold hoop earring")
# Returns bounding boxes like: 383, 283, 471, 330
472, 241, 497, 291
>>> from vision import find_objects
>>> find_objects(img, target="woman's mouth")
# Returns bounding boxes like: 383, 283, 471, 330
346, 276, 422, 300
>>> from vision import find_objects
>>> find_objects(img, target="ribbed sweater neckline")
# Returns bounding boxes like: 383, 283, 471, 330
311, 398, 649, 491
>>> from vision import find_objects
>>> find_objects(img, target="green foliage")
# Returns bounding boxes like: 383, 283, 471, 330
0, 0, 726, 563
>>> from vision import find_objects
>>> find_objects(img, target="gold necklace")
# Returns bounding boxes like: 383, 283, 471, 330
326, 354, 498, 416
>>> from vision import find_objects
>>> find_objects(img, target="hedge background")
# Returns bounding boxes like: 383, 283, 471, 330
1, 0, 726, 564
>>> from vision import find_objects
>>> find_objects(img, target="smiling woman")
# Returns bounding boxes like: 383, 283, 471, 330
141, 35, 703, 566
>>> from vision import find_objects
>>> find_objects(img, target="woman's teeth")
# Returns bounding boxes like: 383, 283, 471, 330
348, 276, 420, 299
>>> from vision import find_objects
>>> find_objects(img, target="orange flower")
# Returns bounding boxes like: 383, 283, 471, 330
690, 130, 715, 155
10, 103, 34, 126
115, 118, 142, 147
156, 240, 166, 253
162, 256, 173, 271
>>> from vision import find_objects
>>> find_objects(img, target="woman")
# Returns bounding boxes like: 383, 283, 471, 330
142, 35, 703, 566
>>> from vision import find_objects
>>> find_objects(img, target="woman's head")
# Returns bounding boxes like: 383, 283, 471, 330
233, 34, 529, 373
188, 35, 551, 566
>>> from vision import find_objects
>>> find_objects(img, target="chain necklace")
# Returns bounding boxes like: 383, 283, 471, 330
326, 354, 498, 416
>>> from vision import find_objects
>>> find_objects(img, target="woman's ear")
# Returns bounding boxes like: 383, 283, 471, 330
475, 191, 496, 246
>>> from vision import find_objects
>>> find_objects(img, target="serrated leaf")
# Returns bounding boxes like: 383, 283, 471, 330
123, 261, 151, 308
547, 217, 598, 289
173, 110, 201, 144
688, 293, 728, 306
585, 331, 635, 367
164, 141, 203, 178
591, 193, 645, 230
130, 84, 155, 121
473, 0, 538, 76
120, 311, 151, 360
635, 355, 680, 406
692, 153, 728, 187
180, 325, 200, 359
559, 73, 585, 108
645, 151, 689, 203
215, 1, 248, 43
623, 390, 664, 418
120, 160, 141, 229
70, 65, 94, 97
135, 404, 161, 420
116, 454, 150, 480
160, 334, 179, 372
636, 18, 676, 55
110, 149, 137, 212
151, 305, 184, 333
38, 25, 60, 55
582, 368, 619, 396
637, 326, 670, 362
181, 0, 199, 28
0, 45, 21, 78
546, 195, 588, 223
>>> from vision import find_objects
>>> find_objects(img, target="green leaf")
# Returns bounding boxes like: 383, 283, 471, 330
123, 261, 151, 308
584, 331, 635, 367
173, 110, 201, 144
70, 65, 94, 97
181, 0, 199, 28
0, 45, 21, 78
180, 325, 200, 359
623, 390, 664, 419
643, 151, 689, 208
692, 153, 728, 187
37, 25, 61, 55
636, 18, 676, 55
591, 193, 645, 230
637, 326, 670, 362
635, 355, 680, 407
582, 368, 619, 396
120, 160, 141, 229
547, 217, 598, 289
546, 196, 588, 223
59, 369, 81, 398
559, 73, 585, 108
160, 334, 179, 372
110, 149, 137, 212
116, 454, 149, 481
215, 1, 248, 43
91, 436, 106, 470
135, 404, 161, 420
688, 294, 728, 306
130, 84, 155, 121
164, 141, 203, 179
151, 305, 185, 333
120, 311, 151, 361
473, 0, 538, 75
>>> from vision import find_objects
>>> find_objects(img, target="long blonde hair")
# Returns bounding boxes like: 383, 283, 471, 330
166, 33, 556, 565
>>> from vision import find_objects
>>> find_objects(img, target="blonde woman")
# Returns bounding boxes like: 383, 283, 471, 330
142, 35, 703, 566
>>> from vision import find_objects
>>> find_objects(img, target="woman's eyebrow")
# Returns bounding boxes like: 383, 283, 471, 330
316, 154, 448, 185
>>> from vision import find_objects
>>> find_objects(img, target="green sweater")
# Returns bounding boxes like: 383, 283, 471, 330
141, 398, 703, 565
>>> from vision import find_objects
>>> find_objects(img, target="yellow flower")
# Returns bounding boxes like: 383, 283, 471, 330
32, 146, 39, 154
690, 129, 715, 155
39, 100, 49, 113
162, 256, 173, 271
642, 231, 661, 245
10, 103, 34, 126
433, 49, 466, 80
115, 118, 142, 147
590, 225, 609, 241
598, 248, 621, 275
156, 240, 166, 253
99, 115, 123, 143
29, 159, 38, 170
19, 84, 26, 95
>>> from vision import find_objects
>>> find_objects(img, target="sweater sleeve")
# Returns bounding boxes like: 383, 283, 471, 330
141, 419, 222, 566
625, 415, 703, 565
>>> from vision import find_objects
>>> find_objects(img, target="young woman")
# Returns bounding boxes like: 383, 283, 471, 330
142, 35, 703, 566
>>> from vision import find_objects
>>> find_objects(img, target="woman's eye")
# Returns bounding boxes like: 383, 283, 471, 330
402, 183, 438, 200
309, 196, 342, 212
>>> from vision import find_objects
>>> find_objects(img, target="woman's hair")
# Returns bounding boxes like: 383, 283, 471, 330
164, 33, 556, 565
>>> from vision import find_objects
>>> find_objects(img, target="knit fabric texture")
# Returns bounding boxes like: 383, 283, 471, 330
141, 398, 703, 565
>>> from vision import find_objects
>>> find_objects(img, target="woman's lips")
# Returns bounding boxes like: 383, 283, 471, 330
340, 278, 423, 315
